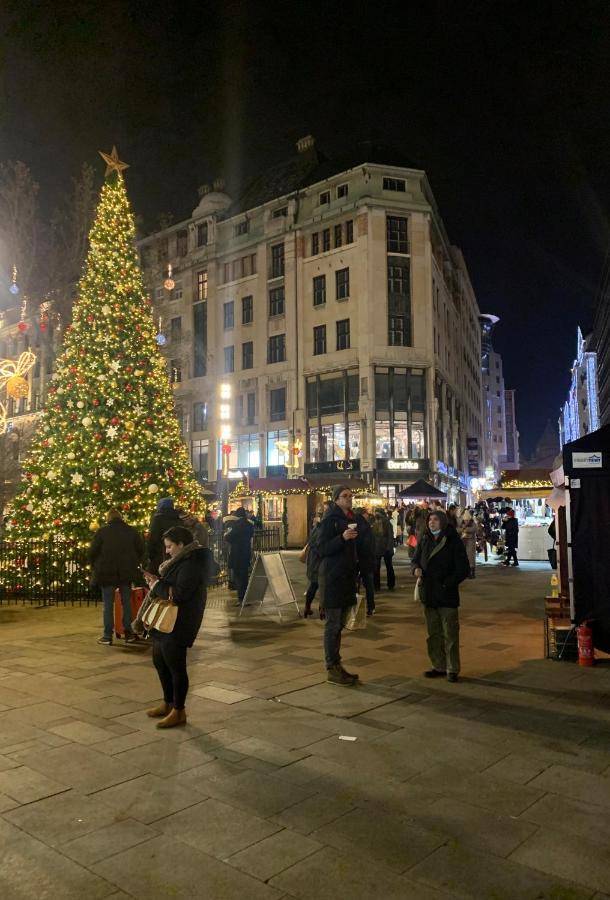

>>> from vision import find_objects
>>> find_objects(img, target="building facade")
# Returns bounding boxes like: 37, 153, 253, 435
139, 138, 484, 504
479, 314, 507, 480
559, 327, 600, 447
500, 388, 520, 470
592, 282, 610, 427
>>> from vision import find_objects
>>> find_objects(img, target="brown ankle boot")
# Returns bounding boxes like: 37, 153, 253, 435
156, 708, 187, 728
146, 702, 171, 718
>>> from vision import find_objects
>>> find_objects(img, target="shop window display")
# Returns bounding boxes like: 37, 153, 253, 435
267, 429, 289, 466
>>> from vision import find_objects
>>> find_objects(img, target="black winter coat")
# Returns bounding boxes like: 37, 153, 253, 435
306, 524, 322, 583
372, 513, 394, 555
317, 504, 358, 609
147, 509, 183, 574
90, 519, 144, 587
355, 514, 376, 575
411, 526, 470, 609
225, 518, 255, 572
503, 518, 519, 549
151, 546, 209, 646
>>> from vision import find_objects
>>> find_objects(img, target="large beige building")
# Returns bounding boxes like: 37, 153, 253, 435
139, 137, 484, 506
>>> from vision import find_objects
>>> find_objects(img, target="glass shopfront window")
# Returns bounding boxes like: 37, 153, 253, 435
216, 438, 238, 470
267, 429, 289, 466
237, 433, 260, 469
306, 369, 360, 462
374, 367, 426, 458
348, 422, 360, 459
192, 439, 209, 478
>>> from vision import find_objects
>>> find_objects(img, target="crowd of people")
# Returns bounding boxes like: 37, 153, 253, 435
88, 490, 522, 726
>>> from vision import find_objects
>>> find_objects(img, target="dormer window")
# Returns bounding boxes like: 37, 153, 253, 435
197, 222, 208, 246
234, 220, 249, 236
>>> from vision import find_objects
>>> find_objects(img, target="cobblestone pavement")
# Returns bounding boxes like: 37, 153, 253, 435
1, 550, 610, 899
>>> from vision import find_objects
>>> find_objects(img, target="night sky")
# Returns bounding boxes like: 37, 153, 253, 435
1, 0, 609, 456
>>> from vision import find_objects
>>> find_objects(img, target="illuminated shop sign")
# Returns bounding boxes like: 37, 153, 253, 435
377, 458, 425, 472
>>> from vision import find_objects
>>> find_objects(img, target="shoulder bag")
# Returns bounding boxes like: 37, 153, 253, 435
141, 587, 178, 634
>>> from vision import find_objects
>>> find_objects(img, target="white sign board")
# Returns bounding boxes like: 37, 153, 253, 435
387, 459, 419, 470
571, 451, 603, 469
240, 552, 301, 621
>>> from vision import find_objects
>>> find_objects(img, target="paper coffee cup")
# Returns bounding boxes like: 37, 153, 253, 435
347, 523, 357, 530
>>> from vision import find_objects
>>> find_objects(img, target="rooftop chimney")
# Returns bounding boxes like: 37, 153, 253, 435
296, 135, 315, 154
213, 177, 225, 192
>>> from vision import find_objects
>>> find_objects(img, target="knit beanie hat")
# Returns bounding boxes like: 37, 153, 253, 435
332, 485, 350, 501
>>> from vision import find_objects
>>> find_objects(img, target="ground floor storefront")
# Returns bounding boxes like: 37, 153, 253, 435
2, 559, 610, 897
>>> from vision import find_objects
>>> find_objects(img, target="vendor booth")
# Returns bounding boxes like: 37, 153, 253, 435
563, 424, 610, 652
230, 477, 310, 548
478, 469, 554, 560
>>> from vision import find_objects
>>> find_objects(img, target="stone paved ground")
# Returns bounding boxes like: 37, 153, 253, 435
1, 549, 610, 899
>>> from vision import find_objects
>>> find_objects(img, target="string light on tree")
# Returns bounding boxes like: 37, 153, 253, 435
7, 148, 202, 542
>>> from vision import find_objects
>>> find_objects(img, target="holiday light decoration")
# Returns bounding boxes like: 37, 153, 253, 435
7, 152, 202, 541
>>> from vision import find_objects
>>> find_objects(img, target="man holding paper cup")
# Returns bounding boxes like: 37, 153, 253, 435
317, 485, 360, 685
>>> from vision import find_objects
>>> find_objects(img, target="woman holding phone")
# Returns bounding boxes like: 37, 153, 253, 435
141, 525, 209, 728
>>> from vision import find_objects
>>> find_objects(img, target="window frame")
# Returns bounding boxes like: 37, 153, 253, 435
241, 294, 253, 325
223, 345, 235, 373
313, 274, 326, 307
336, 318, 351, 351
267, 333, 286, 364
242, 340, 254, 370
268, 285, 285, 317
336, 267, 350, 301
313, 324, 327, 356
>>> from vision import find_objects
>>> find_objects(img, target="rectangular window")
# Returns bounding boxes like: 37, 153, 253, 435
170, 316, 182, 342
346, 220, 354, 243
336, 319, 350, 350
237, 433, 260, 469
197, 222, 208, 246
269, 286, 285, 317
319, 190, 330, 205
247, 392, 256, 425
173, 281, 183, 300
387, 256, 411, 346
232, 259, 242, 281
234, 220, 249, 236
193, 401, 207, 431
386, 216, 409, 253
223, 262, 230, 283
242, 341, 254, 370
270, 243, 285, 278
313, 324, 326, 355
191, 439, 209, 478
383, 176, 406, 192
270, 387, 286, 421
193, 301, 207, 376
313, 274, 326, 307
170, 359, 181, 384
337, 183, 348, 199
311, 233, 319, 255
322, 229, 331, 252
223, 301, 234, 330
272, 206, 288, 218
196, 270, 208, 302
267, 429, 289, 467
176, 230, 188, 256
336, 267, 350, 300
242, 295, 253, 324
334, 224, 343, 248
155, 286, 164, 302
224, 345, 234, 373
268, 334, 286, 363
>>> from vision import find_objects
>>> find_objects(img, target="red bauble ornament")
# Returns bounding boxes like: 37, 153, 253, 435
77, 377, 85, 384
125, 384, 133, 392
92, 398, 99, 406
39, 322, 48, 332
18, 321, 28, 333
65, 325, 73, 332
79, 348, 86, 357
110, 416, 120, 426
69, 366, 78, 375
122, 432, 130, 440
116, 352, 124, 359
41, 439, 49, 448
94, 432, 102, 441
66, 382, 73, 390
54, 404, 61, 412
52, 518, 62, 527
92, 482, 100, 492
125, 365, 133, 373
48, 386, 57, 395
122, 503, 130, 511
86, 314, 94, 324
167, 467, 175, 477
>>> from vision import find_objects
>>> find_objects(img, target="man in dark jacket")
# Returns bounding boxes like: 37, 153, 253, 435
147, 497, 182, 574
317, 485, 359, 685
355, 507, 376, 615
225, 507, 255, 603
412, 510, 470, 682
90, 509, 144, 645
372, 508, 396, 590
502, 509, 519, 566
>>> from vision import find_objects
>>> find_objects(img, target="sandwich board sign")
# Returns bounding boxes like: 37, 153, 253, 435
240, 552, 301, 620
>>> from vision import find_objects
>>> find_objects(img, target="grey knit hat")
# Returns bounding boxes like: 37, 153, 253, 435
332, 484, 350, 501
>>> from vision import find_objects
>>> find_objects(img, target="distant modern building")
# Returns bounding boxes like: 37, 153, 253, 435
500, 388, 520, 470
592, 279, 610, 427
139, 136, 485, 504
479, 314, 507, 480
559, 327, 600, 447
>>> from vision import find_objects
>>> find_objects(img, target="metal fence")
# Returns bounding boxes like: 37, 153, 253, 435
0, 526, 283, 606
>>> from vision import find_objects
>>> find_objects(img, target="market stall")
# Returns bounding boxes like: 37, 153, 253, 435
230, 477, 310, 548
478, 469, 554, 560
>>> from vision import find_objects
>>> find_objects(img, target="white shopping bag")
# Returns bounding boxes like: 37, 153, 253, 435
345, 593, 367, 631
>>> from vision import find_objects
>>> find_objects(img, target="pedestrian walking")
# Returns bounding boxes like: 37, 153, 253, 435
146, 497, 182, 575
317, 485, 360, 685
179, 510, 209, 547
502, 509, 519, 566
354, 507, 376, 615
475, 515, 488, 562
90, 509, 144, 645
142, 525, 210, 728
224, 507, 255, 603
460, 510, 477, 578
412, 510, 470, 682
372, 508, 396, 590
304, 514, 322, 617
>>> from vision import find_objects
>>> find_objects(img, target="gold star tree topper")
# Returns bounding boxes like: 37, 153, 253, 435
98, 146, 129, 177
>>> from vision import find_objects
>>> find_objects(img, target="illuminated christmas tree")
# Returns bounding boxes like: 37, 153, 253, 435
8, 148, 201, 542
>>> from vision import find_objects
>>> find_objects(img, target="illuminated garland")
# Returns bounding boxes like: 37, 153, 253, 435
500, 480, 552, 489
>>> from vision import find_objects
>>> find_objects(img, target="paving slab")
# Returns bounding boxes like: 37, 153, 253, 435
227, 827, 322, 881
13, 742, 147, 793
511, 827, 610, 894
199, 768, 317, 816
4, 789, 120, 846
408, 763, 545, 817
93, 773, 206, 824
528, 763, 610, 808
60, 818, 160, 866
0, 765, 69, 804
92, 835, 283, 899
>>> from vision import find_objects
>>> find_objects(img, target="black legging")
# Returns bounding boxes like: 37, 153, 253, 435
152, 636, 189, 710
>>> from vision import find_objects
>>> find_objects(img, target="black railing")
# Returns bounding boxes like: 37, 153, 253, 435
0, 527, 282, 605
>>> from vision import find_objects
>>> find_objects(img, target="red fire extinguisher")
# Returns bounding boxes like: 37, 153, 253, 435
577, 622, 594, 667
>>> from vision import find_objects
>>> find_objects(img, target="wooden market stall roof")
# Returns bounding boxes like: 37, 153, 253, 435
233, 476, 371, 495
479, 468, 553, 501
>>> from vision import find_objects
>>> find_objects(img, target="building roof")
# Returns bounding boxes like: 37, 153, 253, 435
229, 140, 422, 216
